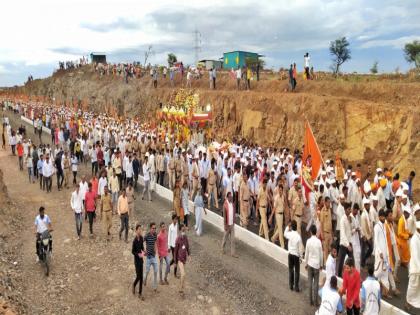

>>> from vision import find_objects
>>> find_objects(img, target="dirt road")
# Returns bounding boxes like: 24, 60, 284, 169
0, 113, 317, 314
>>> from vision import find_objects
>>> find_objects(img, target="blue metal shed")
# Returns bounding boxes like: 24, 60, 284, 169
222, 51, 261, 69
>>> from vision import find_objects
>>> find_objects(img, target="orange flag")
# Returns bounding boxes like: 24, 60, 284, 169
302, 120, 323, 180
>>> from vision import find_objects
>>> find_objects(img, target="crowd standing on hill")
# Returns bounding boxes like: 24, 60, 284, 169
1, 99, 420, 313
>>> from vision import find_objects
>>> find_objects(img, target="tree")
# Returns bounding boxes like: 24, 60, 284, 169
403, 40, 420, 69
370, 61, 379, 74
167, 53, 177, 67
329, 37, 351, 75
143, 45, 155, 67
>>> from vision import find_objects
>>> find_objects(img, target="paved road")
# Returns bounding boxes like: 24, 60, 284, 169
7, 109, 420, 315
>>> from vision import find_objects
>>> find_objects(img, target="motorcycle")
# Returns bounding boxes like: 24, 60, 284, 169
38, 230, 52, 276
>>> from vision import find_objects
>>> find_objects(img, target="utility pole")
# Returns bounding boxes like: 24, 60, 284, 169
193, 28, 201, 66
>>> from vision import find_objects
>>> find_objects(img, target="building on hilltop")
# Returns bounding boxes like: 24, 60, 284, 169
222, 51, 263, 70
198, 59, 223, 70
90, 52, 107, 64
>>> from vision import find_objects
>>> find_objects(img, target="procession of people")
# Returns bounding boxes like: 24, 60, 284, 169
1, 97, 419, 314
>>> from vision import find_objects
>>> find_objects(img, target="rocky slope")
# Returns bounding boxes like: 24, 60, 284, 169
0, 169, 24, 315
10, 67, 420, 196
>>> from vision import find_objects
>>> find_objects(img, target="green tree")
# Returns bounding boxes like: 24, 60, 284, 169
370, 61, 379, 74
403, 40, 420, 68
329, 37, 351, 75
167, 53, 177, 67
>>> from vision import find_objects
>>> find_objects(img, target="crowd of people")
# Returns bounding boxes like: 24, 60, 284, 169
1, 98, 419, 314
58, 57, 88, 71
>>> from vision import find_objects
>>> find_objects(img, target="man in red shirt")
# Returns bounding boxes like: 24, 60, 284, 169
340, 257, 361, 314
84, 182, 97, 237
17, 141, 24, 170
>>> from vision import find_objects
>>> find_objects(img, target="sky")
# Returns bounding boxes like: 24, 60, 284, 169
0, 0, 419, 86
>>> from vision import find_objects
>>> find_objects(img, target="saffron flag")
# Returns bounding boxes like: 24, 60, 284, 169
301, 120, 324, 198
302, 120, 323, 180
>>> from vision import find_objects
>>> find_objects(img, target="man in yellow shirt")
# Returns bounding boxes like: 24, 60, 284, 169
257, 180, 269, 240
100, 186, 113, 241
117, 190, 130, 242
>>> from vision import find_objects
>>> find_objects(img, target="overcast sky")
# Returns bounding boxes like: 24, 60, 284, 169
0, 0, 419, 86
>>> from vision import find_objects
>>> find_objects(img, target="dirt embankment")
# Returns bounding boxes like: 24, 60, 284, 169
0, 169, 25, 315
12, 67, 420, 196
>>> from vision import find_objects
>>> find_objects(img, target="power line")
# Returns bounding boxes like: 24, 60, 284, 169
193, 28, 202, 65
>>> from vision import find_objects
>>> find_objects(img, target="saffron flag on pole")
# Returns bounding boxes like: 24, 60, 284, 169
301, 120, 324, 199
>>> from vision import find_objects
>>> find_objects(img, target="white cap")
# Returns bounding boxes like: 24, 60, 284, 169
314, 181, 319, 186
395, 189, 403, 197
321, 170, 327, 175
351, 171, 356, 176
330, 179, 336, 184
376, 168, 382, 173
413, 203, 420, 214
371, 195, 378, 201
344, 174, 348, 180
363, 198, 370, 204
401, 194, 408, 199
339, 193, 345, 199
401, 182, 409, 191
402, 204, 411, 214
416, 221, 420, 229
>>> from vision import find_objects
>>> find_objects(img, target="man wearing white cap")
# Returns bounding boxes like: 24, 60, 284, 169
406, 203, 420, 311
373, 209, 391, 296
369, 195, 380, 225
374, 168, 383, 186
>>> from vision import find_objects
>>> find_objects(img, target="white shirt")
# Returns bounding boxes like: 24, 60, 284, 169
199, 159, 210, 178
361, 277, 381, 315
284, 226, 303, 257
126, 160, 133, 178
98, 177, 108, 196
336, 203, 345, 230
227, 201, 234, 226
304, 235, 323, 269
34, 214, 51, 234
79, 181, 89, 200
143, 163, 150, 181
232, 172, 241, 192
324, 254, 336, 291
71, 156, 78, 172
42, 160, 54, 177
340, 214, 352, 247
71, 190, 83, 213
409, 232, 420, 275
318, 287, 341, 315
167, 222, 178, 248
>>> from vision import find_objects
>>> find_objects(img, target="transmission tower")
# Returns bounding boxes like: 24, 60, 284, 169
193, 28, 202, 66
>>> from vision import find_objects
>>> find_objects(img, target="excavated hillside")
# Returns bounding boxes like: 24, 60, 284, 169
13, 66, 420, 196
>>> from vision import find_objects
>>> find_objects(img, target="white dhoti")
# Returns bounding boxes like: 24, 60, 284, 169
407, 274, 420, 308
352, 234, 361, 271
374, 258, 390, 291
195, 206, 203, 236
